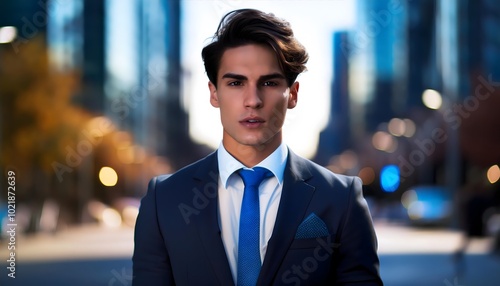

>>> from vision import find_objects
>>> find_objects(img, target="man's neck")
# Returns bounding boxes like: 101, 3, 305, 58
222, 140, 281, 167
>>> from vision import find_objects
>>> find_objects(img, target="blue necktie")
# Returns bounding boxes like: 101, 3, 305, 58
237, 167, 272, 286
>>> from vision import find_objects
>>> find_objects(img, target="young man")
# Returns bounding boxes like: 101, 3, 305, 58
133, 9, 382, 286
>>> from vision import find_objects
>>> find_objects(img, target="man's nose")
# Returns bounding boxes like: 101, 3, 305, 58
244, 86, 263, 108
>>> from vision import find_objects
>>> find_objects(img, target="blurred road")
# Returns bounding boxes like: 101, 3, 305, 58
1, 222, 499, 285
376, 222, 500, 286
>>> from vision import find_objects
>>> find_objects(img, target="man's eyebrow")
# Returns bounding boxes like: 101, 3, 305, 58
220, 73, 286, 82
221, 73, 247, 81
259, 73, 286, 81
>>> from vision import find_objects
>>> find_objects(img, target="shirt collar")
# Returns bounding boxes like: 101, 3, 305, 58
217, 142, 288, 188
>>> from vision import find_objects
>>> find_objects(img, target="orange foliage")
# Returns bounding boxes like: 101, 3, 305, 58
0, 37, 90, 173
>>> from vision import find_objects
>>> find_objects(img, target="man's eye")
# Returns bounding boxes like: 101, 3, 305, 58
228, 81, 242, 86
263, 81, 278, 86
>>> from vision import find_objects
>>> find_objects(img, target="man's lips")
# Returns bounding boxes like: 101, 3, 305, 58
240, 117, 265, 127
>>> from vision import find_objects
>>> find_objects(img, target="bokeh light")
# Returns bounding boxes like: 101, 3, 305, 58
86, 116, 115, 138
402, 187, 452, 223
422, 89, 443, 110
102, 207, 122, 228
99, 166, 118, 187
0, 26, 17, 44
339, 150, 358, 170
388, 118, 405, 137
408, 201, 425, 220
487, 164, 500, 184
403, 119, 416, 137
372, 131, 398, 153
358, 167, 375, 185
380, 165, 400, 192
401, 189, 418, 209
87, 200, 122, 228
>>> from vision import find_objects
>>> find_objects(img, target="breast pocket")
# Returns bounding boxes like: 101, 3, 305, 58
286, 234, 339, 269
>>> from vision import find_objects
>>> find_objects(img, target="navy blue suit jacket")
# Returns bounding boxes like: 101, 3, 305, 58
133, 150, 382, 285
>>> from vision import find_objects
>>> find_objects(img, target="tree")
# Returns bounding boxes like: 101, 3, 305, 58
0, 37, 90, 231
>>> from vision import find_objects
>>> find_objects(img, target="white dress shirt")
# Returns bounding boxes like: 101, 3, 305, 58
217, 142, 287, 283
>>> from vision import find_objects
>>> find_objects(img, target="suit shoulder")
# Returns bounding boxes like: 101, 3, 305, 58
294, 154, 359, 188
154, 151, 217, 185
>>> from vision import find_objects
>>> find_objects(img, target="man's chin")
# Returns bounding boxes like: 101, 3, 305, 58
238, 138, 278, 151
223, 132, 280, 151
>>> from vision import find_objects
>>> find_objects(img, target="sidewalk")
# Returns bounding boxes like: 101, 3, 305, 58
5, 224, 134, 262
1, 222, 499, 285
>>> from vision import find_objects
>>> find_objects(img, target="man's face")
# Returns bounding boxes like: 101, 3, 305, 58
209, 44, 298, 153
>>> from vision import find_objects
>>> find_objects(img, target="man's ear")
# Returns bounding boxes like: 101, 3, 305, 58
288, 81, 299, 109
209, 81, 219, 108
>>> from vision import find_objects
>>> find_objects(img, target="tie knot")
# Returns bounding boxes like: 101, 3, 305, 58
238, 167, 272, 188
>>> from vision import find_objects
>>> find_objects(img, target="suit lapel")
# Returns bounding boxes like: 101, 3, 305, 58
258, 151, 316, 285
192, 152, 235, 286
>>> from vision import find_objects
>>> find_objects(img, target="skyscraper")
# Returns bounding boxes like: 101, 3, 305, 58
315, 32, 351, 165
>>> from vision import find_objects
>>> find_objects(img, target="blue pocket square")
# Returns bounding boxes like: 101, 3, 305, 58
295, 212, 330, 239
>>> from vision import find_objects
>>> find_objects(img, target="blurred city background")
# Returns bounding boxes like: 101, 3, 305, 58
1, 0, 500, 285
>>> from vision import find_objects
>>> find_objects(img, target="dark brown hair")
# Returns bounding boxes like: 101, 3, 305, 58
201, 9, 308, 87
